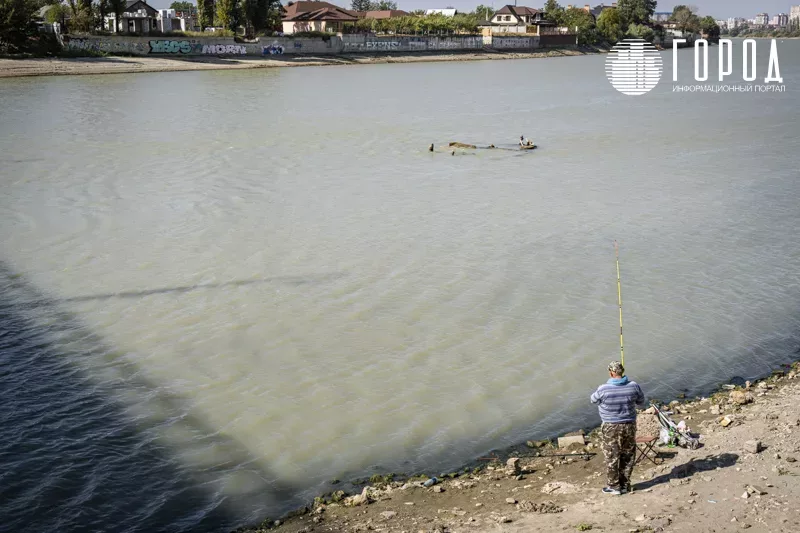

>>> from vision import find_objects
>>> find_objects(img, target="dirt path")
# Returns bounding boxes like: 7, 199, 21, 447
240, 362, 800, 533
0, 49, 598, 78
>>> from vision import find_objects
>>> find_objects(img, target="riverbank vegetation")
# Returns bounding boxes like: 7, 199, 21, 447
352, 12, 481, 35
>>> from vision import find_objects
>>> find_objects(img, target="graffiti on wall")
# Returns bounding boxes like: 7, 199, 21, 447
433, 37, 483, 50
202, 44, 247, 54
492, 37, 534, 49
65, 38, 102, 51
344, 41, 400, 51
147, 40, 247, 55
149, 40, 193, 54
262, 42, 285, 55
65, 38, 146, 53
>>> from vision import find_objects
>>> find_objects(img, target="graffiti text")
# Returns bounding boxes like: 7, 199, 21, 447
203, 44, 247, 55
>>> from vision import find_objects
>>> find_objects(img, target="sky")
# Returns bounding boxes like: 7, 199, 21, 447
150, 0, 797, 20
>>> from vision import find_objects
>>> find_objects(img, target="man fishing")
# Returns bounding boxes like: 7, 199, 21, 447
590, 361, 645, 495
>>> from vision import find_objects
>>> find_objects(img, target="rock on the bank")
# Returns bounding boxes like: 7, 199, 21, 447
505, 457, 521, 476
345, 487, 375, 506
557, 435, 586, 448
744, 440, 763, 454
730, 390, 754, 405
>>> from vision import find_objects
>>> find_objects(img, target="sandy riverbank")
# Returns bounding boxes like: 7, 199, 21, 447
237, 360, 800, 533
0, 48, 601, 78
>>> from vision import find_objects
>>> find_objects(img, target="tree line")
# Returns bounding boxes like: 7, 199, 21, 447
350, 0, 397, 11
351, 12, 481, 35
190, 0, 281, 33
0, 0, 282, 44
543, 0, 719, 45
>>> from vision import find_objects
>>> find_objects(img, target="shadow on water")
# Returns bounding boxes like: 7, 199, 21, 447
0, 272, 345, 306
1, 256, 797, 532
0, 261, 305, 533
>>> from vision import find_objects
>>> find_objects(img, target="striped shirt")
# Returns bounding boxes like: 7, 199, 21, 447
590, 377, 645, 424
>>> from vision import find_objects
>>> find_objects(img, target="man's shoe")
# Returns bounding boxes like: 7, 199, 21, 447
621, 485, 632, 494
602, 486, 621, 495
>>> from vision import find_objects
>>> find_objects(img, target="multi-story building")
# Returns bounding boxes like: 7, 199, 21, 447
771, 13, 788, 26
715, 19, 727, 30
791, 6, 800, 23
727, 17, 744, 29
754, 12, 769, 26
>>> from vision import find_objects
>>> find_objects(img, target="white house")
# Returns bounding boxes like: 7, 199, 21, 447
490, 5, 545, 25
156, 8, 199, 32
105, 0, 158, 34
483, 5, 553, 34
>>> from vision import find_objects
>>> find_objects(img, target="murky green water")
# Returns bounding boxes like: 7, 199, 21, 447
1, 40, 799, 531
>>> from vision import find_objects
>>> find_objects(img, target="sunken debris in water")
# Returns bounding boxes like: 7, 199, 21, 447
428, 141, 537, 153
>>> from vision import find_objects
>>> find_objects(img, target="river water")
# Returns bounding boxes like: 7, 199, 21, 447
1, 40, 799, 532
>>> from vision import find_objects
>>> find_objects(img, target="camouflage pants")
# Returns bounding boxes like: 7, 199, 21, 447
601, 422, 637, 489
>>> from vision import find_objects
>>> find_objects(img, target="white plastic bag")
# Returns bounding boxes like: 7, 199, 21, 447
658, 427, 672, 446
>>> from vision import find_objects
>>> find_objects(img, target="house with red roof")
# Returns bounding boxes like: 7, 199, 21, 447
281, 1, 359, 34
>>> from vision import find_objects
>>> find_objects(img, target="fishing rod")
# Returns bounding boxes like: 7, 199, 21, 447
614, 240, 625, 367
477, 452, 596, 461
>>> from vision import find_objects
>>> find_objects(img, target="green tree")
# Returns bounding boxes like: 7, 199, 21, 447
0, 0, 38, 46
562, 6, 596, 44
197, 0, 214, 28
215, 0, 237, 30
243, 0, 278, 34
626, 22, 654, 41
44, 2, 68, 23
350, 0, 370, 11
474, 4, 492, 21
108, 0, 125, 31
170, 0, 194, 9
98, 0, 108, 27
699, 15, 719, 38
66, 0, 94, 32
562, 7, 593, 31
371, 0, 396, 9
452, 11, 477, 32
596, 7, 623, 43
543, 0, 564, 25
616, 0, 656, 26
671, 5, 699, 33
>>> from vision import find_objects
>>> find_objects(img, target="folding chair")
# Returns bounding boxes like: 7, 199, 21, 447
634, 435, 660, 466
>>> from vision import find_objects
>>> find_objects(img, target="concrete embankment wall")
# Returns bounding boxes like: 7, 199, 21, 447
62, 33, 575, 57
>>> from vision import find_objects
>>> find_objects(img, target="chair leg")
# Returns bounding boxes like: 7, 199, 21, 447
634, 444, 660, 466
642, 444, 659, 465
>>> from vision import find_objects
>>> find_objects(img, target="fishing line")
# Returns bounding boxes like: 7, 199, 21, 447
614, 240, 625, 367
